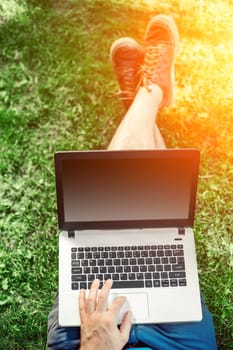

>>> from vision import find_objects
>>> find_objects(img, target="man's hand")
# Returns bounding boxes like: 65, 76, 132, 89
79, 279, 132, 350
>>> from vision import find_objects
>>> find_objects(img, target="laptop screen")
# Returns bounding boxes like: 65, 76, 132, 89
55, 150, 200, 230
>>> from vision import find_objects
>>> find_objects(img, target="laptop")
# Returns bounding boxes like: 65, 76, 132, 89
54, 149, 202, 326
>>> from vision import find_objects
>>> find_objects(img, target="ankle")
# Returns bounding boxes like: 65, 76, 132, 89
127, 84, 163, 121
140, 84, 163, 105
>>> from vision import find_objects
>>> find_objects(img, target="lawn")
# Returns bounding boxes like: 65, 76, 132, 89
0, 0, 232, 349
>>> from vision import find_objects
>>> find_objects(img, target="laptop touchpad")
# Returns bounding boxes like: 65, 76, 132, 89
109, 292, 149, 323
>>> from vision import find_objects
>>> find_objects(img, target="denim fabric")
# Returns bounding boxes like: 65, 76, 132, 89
47, 295, 80, 350
47, 294, 217, 350
127, 295, 217, 350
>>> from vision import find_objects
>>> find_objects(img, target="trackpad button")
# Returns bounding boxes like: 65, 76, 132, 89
109, 292, 149, 323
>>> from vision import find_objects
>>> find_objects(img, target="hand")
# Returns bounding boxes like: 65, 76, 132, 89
79, 279, 132, 350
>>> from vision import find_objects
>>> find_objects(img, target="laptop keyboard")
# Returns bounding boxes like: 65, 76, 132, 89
71, 244, 186, 290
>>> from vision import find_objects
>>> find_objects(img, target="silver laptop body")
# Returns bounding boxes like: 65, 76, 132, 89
55, 149, 202, 326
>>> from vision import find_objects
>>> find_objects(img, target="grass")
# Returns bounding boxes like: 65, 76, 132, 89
0, 0, 232, 348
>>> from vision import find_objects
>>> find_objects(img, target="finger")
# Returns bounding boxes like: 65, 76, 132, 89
86, 279, 100, 315
79, 288, 87, 323
108, 295, 127, 321
119, 310, 133, 346
96, 279, 113, 312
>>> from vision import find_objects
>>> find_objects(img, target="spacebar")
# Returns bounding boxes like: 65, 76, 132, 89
112, 281, 144, 289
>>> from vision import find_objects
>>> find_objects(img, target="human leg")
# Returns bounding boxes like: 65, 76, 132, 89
47, 295, 217, 350
47, 295, 80, 350
109, 15, 179, 151
127, 295, 217, 350
108, 84, 164, 150
110, 36, 163, 150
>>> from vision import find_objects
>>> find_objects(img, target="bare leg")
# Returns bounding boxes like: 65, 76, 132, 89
109, 15, 180, 152
153, 123, 166, 149
108, 84, 166, 150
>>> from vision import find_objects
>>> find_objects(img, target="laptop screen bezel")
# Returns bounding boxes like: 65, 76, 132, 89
54, 149, 200, 231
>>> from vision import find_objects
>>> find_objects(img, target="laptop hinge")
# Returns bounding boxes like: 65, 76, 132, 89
178, 227, 185, 235
68, 230, 75, 238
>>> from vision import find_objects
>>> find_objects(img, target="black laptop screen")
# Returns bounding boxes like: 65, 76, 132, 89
55, 150, 199, 230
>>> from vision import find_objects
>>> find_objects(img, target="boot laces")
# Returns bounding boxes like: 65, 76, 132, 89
141, 43, 167, 91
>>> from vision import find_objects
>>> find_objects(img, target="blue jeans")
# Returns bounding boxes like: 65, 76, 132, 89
47, 294, 217, 350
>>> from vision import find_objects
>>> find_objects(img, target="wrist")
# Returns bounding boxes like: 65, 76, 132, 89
80, 339, 99, 350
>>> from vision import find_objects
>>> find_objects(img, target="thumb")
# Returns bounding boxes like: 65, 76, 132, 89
119, 310, 132, 346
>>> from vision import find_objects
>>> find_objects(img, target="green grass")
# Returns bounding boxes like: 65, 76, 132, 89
0, 0, 232, 349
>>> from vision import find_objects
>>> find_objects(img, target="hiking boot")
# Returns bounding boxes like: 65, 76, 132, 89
142, 15, 179, 108
110, 37, 143, 109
